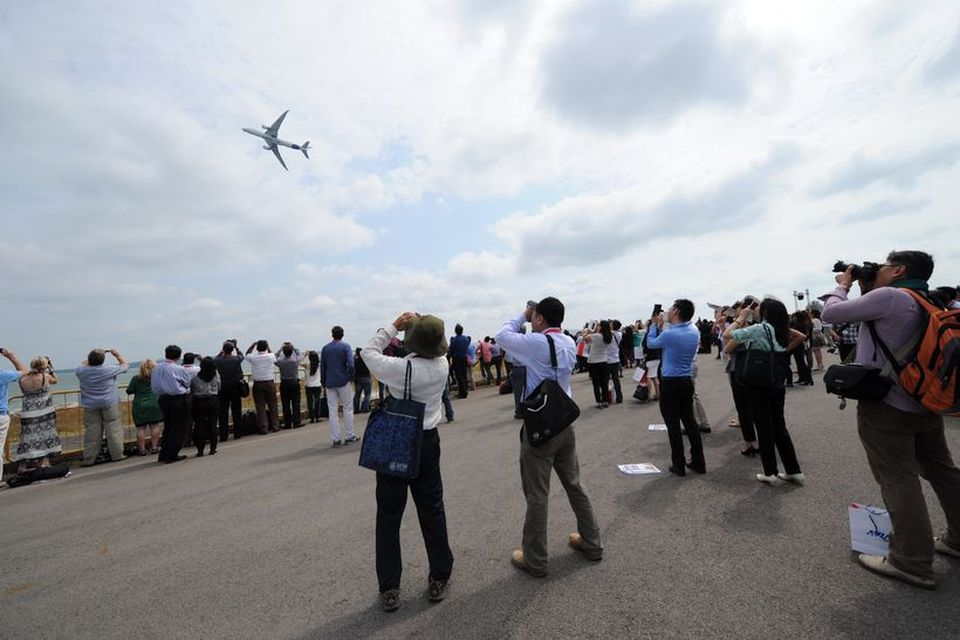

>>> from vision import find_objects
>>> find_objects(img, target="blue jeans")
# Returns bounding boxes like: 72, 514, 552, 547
442, 381, 454, 420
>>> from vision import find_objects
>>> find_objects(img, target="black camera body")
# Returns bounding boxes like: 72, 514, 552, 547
833, 260, 880, 282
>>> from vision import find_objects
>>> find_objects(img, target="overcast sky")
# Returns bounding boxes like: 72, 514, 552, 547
2, 0, 959, 366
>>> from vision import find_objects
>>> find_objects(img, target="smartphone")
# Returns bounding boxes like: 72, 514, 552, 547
653, 304, 663, 316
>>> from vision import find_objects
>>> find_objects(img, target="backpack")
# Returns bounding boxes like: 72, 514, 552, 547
871, 290, 960, 416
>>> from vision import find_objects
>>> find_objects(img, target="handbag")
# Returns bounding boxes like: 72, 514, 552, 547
238, 379, 250, 398
824, 322, 893, 409
520, 334, 580, 447
734, 325, 782, 388
358, 361, 425, 479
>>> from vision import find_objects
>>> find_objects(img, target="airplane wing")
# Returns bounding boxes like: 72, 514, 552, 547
270, 144, 288, 171
265, 110, 289, 137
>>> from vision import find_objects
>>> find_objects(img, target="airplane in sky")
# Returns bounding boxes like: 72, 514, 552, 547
242, 110, 310, 171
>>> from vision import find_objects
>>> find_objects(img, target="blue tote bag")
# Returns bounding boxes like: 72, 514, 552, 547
358, 360, 425, 479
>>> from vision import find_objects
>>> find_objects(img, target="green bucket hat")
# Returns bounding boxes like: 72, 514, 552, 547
404, 314, 447, 358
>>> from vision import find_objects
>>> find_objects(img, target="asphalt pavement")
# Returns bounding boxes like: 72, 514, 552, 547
2, 353, 959, 640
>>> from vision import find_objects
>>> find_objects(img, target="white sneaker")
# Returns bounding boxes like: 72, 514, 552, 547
777, 472, 805, 485
756, 473, 779, 484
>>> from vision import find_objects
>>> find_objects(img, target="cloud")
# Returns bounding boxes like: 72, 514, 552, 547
926, 23, 960, 84
812, 144, 960, 196
539, 0, 770, 129
495, 145, 799, 269
841, 198, 929, 224
446, 251, 516, 283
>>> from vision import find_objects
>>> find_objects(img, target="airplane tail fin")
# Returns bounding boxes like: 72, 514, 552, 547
301, 141, 310, 159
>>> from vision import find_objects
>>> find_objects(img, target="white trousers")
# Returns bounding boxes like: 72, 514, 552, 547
0, 414, 9, 463
326, 384, 355, 442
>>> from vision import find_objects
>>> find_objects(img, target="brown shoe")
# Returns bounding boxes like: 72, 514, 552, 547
510, 549, 546, 577
569, 533, 603, 561
858, 554, 936, 590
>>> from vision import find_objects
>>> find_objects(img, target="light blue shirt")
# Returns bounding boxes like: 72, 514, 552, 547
645, 321, 699, 378
0, 369, 20, 414
495, 314, 576, 399
730, 321, 785, 352
151, 359, 193, 396
76, 363, 128, 409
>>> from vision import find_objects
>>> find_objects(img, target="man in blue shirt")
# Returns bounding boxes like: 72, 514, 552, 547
0, 347, 28, 467
152, 344, 193, 464
496, 297, 603, 577
76, 347, 129, 466
448, 324, 471, 398
321, 326, 357, 447
646, 299, 705, 476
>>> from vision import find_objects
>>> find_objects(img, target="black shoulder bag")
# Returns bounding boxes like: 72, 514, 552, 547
734, 325, 782, 388
520, 334, 581, 447
824, 321, 906, 409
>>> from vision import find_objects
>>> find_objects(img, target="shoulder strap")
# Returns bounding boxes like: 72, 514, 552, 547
403, 360, 413, 400
866, 320, 923, 377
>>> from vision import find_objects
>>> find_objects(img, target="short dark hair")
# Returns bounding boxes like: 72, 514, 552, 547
165, 345, 182, 361
87, 349, 105, 366
887, 250, 934, 281
332, 326, 344, 340
256, 339, 268, 352
222, 341, 235, 354
536, 297, 565, 327
282, 344, 293, 357
611, 320, 622, 331
455, 324, 463, 335
182, 352, 196, 365
673, 299, 695, 322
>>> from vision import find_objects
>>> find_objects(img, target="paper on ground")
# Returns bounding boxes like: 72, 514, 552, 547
618, 463, 661, 475
648, 424, 667, 431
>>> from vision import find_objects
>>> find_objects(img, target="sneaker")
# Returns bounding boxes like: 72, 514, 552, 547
344, 435, 360, 444
380, 588, 400, 612
934, 536, 960, 558
331, 441, 342, 448
777, 472, 805, 485
427, 578, 449, 602
756, 473, 779, 484
568, 533, 603, 561
857, 554, 936, 590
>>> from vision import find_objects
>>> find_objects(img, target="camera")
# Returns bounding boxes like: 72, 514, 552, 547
833, 260, 880, 283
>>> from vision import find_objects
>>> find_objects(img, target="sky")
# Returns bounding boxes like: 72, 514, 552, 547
1, 0, 959, 367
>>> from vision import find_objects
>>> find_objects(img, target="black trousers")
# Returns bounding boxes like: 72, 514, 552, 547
375, 429, 453, 592
305, 386, 322, 421
192, 395, 219, 454
659, 377, 705, 471
744, 385, 801, 476
452, 356, 469, 398
728, 373, 756, 443
608, 362, 622, 403
158, 394, 187, 462
588, 362, 610, 404
511, 365, 526, 416
279, 379, 302, 429
218, 385, 242, 442
838, 343, 856, 362
792, 346, 813, 384
493, 356, 503, 383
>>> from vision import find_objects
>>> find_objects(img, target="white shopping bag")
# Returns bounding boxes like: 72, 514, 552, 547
848, 503, 891, 556
632, 367, 648, 384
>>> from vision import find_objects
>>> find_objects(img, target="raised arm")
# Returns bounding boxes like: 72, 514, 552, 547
0, 348, 28, 374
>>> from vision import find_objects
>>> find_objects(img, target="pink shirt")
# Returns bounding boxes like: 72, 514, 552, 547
479, 341, 493, 363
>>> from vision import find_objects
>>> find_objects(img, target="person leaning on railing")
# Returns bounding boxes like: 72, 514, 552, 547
76, 348, 128, 467
14, 356, 63, 473
0, 347, 29, 467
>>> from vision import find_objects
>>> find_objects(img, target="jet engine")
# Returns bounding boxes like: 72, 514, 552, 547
263, 145, 271, 150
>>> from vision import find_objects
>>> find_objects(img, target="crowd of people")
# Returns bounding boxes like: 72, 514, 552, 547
1, 249, 959, 604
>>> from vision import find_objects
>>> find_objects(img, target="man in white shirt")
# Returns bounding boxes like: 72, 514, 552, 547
246, 340, 279, 433
496, 297, 603, 577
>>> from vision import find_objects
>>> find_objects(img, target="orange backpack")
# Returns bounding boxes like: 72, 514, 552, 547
870, 290, 960, 416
